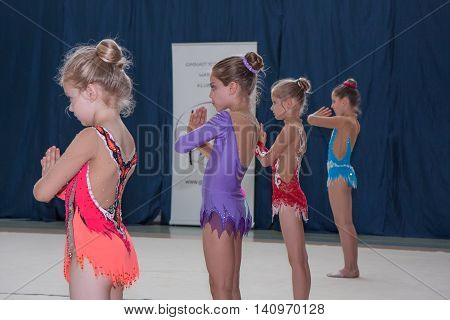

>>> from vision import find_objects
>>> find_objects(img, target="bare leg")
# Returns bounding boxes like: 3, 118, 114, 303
279, 205, 311, 299
202, 216, 235, 300
110, 286, 124, 300
232, 233, 243, 300
327, 180, 359, 278
69, 256, 112, 299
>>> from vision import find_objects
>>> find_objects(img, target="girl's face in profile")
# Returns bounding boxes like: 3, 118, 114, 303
270, 94, 288, 120
209, 75, 233, 112
63, 82, 96, 126
331, 93, 342, 115
331, 92, 351, 116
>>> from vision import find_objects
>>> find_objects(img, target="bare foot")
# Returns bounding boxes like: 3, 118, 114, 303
327, 268, 359, 278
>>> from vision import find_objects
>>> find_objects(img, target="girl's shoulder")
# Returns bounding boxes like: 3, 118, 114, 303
63, 127, 100, 164
209, 110, 232, 127
73, 127, 101, 145
336, 116, 359, 132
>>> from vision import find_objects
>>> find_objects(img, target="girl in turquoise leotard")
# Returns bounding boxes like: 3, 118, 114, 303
307, 78, 361, 279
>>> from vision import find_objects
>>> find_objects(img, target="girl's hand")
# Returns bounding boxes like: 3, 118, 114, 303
312, 107, 333, 117
41, 146, 60, 177
188, 107, 207, 132
258, 123, 267, 145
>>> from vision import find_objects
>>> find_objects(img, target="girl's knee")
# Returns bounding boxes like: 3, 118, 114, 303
288, 251, 308, 269
336, 222, 355, 232
209, 275, 233, 293
333, 216, 353, 227
211, 282, 233, 297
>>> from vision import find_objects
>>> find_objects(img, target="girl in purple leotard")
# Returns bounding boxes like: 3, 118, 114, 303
175, 52, 263, 300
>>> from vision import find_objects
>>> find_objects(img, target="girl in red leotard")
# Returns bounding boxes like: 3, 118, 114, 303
255, 77, 311, 300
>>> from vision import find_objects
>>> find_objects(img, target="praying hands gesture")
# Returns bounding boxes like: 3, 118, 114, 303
311, 107, 333, 117
41, 146, 60, 177
258, 123, 267, 145
187, 106, 212, 157
188, 106, 207, 132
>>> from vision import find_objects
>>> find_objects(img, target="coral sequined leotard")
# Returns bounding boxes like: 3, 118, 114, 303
57, 126, 139, 287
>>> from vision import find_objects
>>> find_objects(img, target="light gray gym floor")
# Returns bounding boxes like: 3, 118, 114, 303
1, 219, 449, 300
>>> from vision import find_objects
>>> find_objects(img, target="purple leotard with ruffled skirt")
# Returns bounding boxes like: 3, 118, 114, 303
175, 111, 252, 237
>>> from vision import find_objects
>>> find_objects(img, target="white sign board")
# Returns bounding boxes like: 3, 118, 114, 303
171, 42, 257, 226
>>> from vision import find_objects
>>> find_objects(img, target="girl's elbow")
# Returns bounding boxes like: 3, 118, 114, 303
33, 184, 52, 203
175, 140, 188, 153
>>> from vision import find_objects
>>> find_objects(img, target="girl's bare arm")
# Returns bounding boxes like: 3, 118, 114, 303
33, 128, 99, 202
307, 107, 354, 129
256, 124, 296, 167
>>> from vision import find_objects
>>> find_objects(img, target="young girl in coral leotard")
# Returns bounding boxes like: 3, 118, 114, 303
33, 39, 139, 299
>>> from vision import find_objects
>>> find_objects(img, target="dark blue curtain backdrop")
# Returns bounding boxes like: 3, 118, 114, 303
1, 0, 449, 238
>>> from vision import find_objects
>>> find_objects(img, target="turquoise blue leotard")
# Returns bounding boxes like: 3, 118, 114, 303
327, 129, 357, 188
